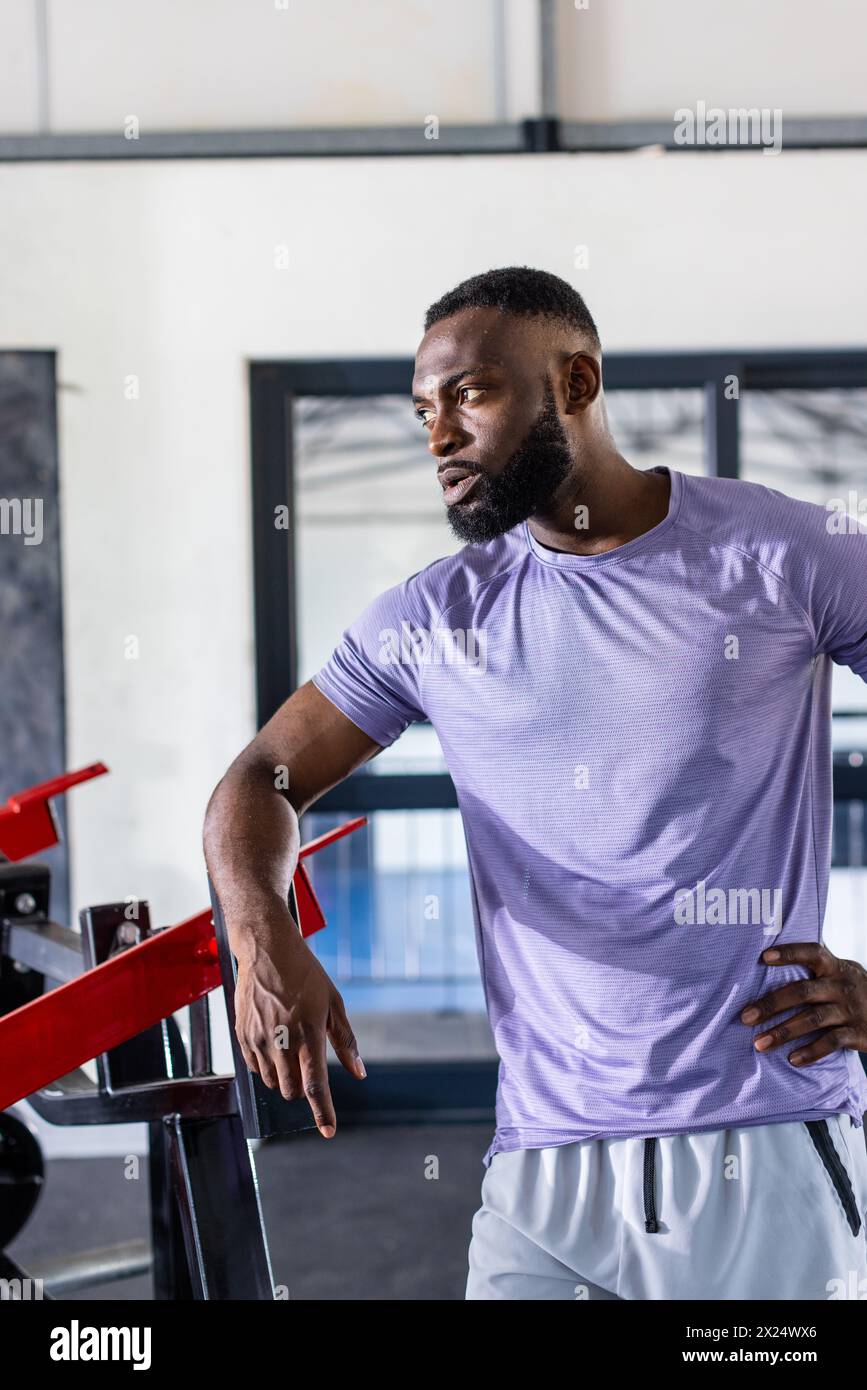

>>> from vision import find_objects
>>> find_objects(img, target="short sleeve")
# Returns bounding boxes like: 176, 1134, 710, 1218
807, 512, 867, 679
311, 581, 428, 748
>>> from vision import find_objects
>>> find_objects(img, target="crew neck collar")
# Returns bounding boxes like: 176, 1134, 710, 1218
523, 466, 683, 569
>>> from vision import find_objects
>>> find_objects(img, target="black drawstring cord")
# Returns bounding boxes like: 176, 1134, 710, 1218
643, 1137, 660, 1232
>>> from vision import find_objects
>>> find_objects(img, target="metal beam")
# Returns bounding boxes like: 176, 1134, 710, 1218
0, 123, 524, 163
559, 117, 867, 153
704, 359, 743, 480
538, 0, 558, 119
254, 350, 867, 397
5, 920, 82, 983
316, 772, 459, 812
3, 117, 867, 163
27, 1239, 151, 1296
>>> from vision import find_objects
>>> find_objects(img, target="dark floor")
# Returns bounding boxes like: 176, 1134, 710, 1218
8, 1121, 493, 1301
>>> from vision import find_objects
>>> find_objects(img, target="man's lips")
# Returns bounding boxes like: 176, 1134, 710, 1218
438, 467, 483, 506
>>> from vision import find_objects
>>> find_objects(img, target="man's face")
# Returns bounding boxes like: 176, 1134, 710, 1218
411, 308, 575, 544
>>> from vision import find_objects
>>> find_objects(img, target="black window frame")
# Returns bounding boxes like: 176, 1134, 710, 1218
250, 349, 867, 811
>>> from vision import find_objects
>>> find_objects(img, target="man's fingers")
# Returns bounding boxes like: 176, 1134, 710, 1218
239, 1040, 260, 1076
787, 1025, 858, 1066
740, 975, 836, 1025
328, 995, 366, 1080
285, 1052, 305, 1099
761, 942, 836, 974
271, 1044, 304, 1102
240, 1031, 305, 1100
751, 1003, 849, 1052
253, 1048, 280, 1091
297, 1032, 337, 1137
271, 1032, 305, 1100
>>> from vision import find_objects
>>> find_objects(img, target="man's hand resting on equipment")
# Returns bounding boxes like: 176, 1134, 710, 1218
233, 904, 365, 1139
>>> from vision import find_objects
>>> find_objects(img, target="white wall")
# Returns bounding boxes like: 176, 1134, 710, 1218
3, 0, 867, 135
0, 0, 503, 133
556, 0, 867, 119
2, 146, 867, 1152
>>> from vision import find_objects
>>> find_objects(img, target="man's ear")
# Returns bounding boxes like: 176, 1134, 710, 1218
563, 353, 602, 414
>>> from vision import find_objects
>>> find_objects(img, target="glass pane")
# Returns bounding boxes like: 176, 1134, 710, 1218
605, 388, 706, 475
741, 389, 867, 505
295, 394, 458, 772
741, 389, 867, 728
301, 809, 489, 1058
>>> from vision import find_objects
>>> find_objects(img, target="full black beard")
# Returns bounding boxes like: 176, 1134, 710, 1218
444, 379, 574, 544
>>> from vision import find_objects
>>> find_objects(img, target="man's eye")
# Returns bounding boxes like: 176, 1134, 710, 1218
416, 409, 434, 426
460, 387, 485, 403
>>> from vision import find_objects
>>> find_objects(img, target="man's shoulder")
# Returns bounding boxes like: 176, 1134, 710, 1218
393, 527, 527, 623
676, 470, 845, 575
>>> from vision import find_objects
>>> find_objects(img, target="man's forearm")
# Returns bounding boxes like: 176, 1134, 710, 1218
202, 753, 301, 964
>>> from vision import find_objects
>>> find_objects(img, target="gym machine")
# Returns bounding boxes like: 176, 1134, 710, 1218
0, 763, 364, 1299
0, 764, 498, 1300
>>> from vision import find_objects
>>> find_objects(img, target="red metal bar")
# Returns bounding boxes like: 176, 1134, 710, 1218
297, 816, 367, 859
0, 763, 109, 862
0, 909, 219, 1112
292, 860, 326, 936
7, 763, 109, 808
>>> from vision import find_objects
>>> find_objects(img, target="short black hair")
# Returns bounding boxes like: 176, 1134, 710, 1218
424, 265, 601, 350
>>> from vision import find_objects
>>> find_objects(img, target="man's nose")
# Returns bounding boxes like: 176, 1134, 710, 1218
427, 411, 467, 458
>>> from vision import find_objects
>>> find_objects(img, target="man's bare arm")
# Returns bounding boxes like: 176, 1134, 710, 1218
202, 680, 381, 1138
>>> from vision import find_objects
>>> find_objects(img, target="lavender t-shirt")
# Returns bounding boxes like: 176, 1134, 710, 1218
312, 467, 867, 1166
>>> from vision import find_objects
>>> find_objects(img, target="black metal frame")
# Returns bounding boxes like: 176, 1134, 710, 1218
250, 348, 867, 812
4, 117, 867, 162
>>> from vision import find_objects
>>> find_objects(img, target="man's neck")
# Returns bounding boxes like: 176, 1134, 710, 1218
527, 457, 672, 557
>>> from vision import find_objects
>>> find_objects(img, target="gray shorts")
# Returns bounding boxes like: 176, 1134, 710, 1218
466, 1115, 867, 1300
